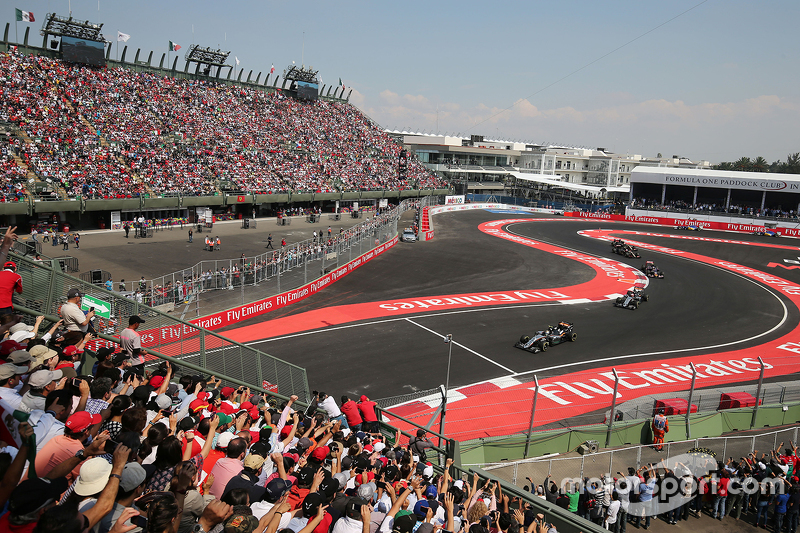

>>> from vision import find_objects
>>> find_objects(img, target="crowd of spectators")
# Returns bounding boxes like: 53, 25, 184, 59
0, 138, 29, 201
522, 445, 800, 532
0, 310, 560, 533
629, 198, 798, 219
0, 49, 446, 201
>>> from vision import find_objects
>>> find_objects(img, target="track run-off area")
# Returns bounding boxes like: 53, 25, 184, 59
216, 212, 800, 441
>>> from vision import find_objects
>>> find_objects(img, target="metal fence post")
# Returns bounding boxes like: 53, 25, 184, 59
606, 369, 620, 447
686, 363, 697, 439
751, 357, 765, 428
580, 455, 585, 480
523, 376, 540, 459
513, 462, 519, 486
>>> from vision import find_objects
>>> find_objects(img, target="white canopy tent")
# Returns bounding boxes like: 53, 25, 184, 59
508, 172, 629, 196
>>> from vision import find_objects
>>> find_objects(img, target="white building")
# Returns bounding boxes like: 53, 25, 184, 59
389, 132, 711, 198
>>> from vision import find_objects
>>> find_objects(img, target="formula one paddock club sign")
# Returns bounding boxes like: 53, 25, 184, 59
631, 168, 800, 192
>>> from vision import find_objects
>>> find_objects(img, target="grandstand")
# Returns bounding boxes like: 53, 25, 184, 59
0, 27, 448, 231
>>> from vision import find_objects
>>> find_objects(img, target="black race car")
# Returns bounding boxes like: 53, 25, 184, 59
514, 321, 576, 353
614, 287, 648, 309
641, 260, 664, 278
611, 239, 640, 258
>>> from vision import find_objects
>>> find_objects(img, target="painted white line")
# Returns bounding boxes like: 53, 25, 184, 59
487, 376, 522, 389
605, 294, 624, 299
559, 298, 592, 304
404, 317, 517, 374
416, 390, 467, 407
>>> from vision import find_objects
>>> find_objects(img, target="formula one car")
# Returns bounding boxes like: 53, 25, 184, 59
614, 287, 648, 309
752, 229, 780, 237
611, 239, 641, 258
514, 321, 577, 353
640, 260, 664, 278
674, 224, 703, 231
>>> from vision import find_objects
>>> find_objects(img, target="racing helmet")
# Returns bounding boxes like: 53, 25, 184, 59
3, 261, 16, 271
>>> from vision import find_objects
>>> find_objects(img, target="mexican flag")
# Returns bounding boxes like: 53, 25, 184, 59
169, 41, 181, 52
15, 8, 34, 22
339, 78, 345, 90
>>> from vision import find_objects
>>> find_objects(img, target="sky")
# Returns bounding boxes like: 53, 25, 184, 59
5, 0, 799, 164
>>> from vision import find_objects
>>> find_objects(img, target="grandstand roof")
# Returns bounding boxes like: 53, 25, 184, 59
509, 172, 629, 194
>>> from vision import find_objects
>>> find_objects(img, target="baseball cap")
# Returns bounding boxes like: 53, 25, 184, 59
0, 363, 27, 380
120, 462, 147, 492
6, 350, 32, 364
0, 339, 23, 357
9, 477, 69, 515
264, 478, 293, 503
128, 315, 145, 325
66, 411, 103, 432
393, 514, 417, 533
244, 454, 266, 470
347, 497, 368, 519
301, 492, 326, 518
310, 445, 329, 462
297, 466, 316, 486
155, 394, 172, 410
333, 472, 350, 490
297, 437, 313, 450
224, 513, 259, 533
179, 416, 199, 432
216, 432, 235, 449
319, 476, 339, 499
374, 441, 386, 453
67, 288, 83, 299
424, 485, 438, 500
220, 386, 235, 398
149, 375, 165, 388
216, 413, 233, 426
74, 457, 113, 496
63, 345, 84, 357
357, 482, 376, 501
414, 500, 431, 520
190, 398, 210, 413
29, 369, 63, 388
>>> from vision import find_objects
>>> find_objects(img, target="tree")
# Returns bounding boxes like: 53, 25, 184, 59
734, 157, 752, 172
787, 153, 800, 174
752, 156, 768, 172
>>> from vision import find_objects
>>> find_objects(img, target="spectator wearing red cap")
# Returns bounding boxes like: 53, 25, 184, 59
35, 410, 102, 481
357, 395, 379, 433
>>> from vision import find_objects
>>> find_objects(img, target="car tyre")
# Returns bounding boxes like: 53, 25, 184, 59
539, 341, 549, 352
569, 332, 577, 341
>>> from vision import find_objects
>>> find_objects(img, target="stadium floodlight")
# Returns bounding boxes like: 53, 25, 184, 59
41, 13, 104, 41
184, 44, 232, 69
282, 65, 318, 84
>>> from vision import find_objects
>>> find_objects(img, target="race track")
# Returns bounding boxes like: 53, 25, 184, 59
213, 209, 800, 440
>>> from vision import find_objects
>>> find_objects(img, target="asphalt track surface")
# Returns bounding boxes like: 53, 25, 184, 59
221, 210, 800, 401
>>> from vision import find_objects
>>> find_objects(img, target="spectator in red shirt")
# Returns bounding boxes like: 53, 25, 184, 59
0, 227, 21, 316
340, 395, 363, 433
357, 395, 379, 433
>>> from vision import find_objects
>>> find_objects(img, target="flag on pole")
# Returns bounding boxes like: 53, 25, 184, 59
339, 78, 346, 90
235, 56, 240, 66
169, 41, 181, 51
117, 31, 130, 42
15, 8, 34, 22
270, 64, 275, 74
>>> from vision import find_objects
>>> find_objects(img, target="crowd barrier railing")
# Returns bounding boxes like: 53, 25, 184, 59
10, 252, 311, 402
113, 203, 413, 315
472, 425, 800, 491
